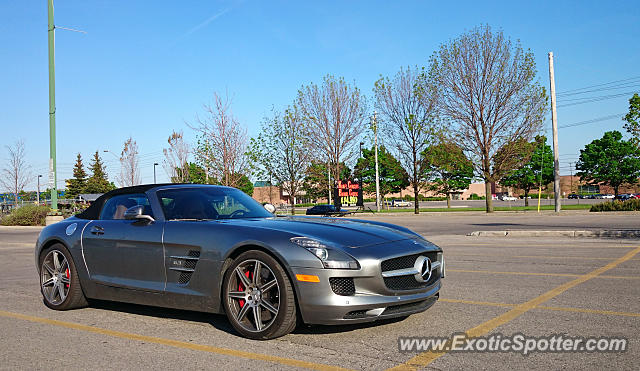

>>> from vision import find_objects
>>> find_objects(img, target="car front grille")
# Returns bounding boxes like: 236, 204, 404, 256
381, 252, 438, 272
381, 252, 440, 291
382, 297, 436, 316
329, 277, 355, 296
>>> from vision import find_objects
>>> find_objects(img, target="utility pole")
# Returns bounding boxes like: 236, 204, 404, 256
153, 163, 158, 184
327, 161, 332, 205
37, 175, 42, 204
548, 52, 561, 212
372, 112, 381, 212
47, 0, 58, 210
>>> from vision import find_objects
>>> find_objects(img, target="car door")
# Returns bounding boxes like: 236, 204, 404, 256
82, 193, 165, 292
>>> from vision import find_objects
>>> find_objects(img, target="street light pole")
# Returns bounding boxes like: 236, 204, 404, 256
37, 175, 42, 204
47, 0, 58, 210
372, 112, 381, 212
153, 163, 158, 184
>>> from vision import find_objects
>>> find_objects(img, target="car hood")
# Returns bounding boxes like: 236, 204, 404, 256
224, 216, 429, 249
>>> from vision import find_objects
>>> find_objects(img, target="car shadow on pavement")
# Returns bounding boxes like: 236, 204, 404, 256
88, 299, 236, 334
87, 299, 408, 337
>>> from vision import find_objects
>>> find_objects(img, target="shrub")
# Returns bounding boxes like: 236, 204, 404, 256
0, 205, 51, 226
468, 193, 486, 200
590, 199, 640, 212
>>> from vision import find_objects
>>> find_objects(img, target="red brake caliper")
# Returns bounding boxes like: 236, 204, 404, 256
65, 268, 70, 288
238, 270, 252, 307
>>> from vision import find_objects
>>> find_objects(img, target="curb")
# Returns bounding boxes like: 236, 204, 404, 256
467, 230, 640, 238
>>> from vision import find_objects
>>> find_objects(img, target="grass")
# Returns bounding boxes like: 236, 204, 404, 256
378, 204, 592, 213
280, 203, 592, 215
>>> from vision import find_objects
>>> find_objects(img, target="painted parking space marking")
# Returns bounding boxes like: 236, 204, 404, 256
0, 310, 352, 371
448, 269, 640, 280
389, 245, 640, 371
440, 298, 640, 318
447, 252, 640, 261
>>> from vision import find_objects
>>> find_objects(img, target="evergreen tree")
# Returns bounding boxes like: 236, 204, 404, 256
85, 151, 116, 193
66, 153, 87, 198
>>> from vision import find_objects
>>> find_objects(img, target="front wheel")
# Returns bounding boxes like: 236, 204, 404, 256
39, 244, 88, 310
222, 251, 297, 339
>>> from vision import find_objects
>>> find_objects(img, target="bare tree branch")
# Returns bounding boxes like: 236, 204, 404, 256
190, 92, 249, 187
428, 25, 547, 212
117, 137, 140, 187
375, 66, 439, 213
296, 75, 368, 183
163, 130, 190, 183
0, 139, 32, 203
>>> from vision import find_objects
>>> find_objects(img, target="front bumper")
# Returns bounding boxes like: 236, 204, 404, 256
292, 266, 441, 325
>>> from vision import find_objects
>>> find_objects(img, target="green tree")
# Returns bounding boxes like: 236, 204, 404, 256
84, 151, 116, 193
500, 136, 554, 206
66, 153, 87, 199
235, 174, 254, 196
423, 142, 474, 208
623, 93, 640, 147
576, 131, 640, 196
355, 146, 409, 202
184, 163, 212, 184
302, 161, 351, 202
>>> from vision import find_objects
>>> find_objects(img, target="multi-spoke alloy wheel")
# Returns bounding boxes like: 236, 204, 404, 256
39, 244, 87, 310
223, 251, 297, 339
41, 250, 70, 305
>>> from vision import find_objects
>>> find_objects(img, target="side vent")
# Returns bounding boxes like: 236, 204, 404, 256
169, 250, 201, 285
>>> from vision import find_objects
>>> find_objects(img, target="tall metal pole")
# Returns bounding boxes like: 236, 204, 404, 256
372, 112, 381, 212
47, 0, 58, 210
37, 175, 42, 204
153, 163, 158, 184
327, 161, 332, 205
548, 52, 561, 212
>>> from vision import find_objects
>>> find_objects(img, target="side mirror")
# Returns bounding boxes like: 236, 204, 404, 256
263, 203, 276, 214
124, 205, 155, 222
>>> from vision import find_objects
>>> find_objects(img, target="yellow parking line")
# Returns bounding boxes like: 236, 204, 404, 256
389, 245, 640, 371
0, 310, 351, 371
449, 244, 636, 249
448, 269, 640, 280
449, 253, 640, 261
440, 298, 640, 318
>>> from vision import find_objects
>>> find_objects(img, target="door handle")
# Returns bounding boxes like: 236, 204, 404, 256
90, 225, 104, 235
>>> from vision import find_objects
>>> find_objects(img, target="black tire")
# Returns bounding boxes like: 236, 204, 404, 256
222, 250, 297, 340
39, 244, 88, 310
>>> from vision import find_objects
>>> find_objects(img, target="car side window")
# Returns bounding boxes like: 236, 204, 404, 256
99, 193, 153, 220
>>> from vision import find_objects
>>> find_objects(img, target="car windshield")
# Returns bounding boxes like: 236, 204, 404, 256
157, 187, 273, 220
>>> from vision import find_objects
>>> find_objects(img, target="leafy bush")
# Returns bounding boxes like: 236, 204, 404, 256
0, 205, 51, 226
590, 199, 640, 212
468, 193, 486, 200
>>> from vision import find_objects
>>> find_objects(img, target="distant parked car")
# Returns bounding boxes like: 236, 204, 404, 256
568, 193, 579, 199
602, 194, 615, 199
392, 199, 411, 207
500, 195, 517, 201
305, 204, 349, 216
615, 194, 636, 201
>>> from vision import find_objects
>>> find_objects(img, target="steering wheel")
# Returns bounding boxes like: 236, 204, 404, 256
229, 209, 247, 218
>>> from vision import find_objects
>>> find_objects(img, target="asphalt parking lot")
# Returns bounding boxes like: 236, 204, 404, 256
0, 217, 638, 370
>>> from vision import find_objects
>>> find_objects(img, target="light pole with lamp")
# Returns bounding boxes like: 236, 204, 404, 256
153, 163, 158, 184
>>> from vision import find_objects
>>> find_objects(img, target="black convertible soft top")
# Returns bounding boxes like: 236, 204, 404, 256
77, 184, 172, 220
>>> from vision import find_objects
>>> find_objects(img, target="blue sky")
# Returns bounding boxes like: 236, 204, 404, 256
1, 0, 638, 190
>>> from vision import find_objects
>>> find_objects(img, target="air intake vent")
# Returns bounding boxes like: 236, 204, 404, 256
329, 277, 355, 296
178, 271, 192, 284
169, 250, 201, 285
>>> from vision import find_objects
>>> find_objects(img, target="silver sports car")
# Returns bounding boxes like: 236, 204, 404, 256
36, 184, 444, 339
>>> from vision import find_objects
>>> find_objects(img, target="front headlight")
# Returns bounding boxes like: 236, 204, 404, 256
290, 237, 360, 269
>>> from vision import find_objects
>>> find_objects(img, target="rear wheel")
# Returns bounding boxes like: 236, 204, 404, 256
39, 244, 87, 310
222, 251, 297, 339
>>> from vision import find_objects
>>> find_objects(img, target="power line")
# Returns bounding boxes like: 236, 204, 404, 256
556, 76, 640, 95
557, 91, 637, 108
557, 113, 625, 129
